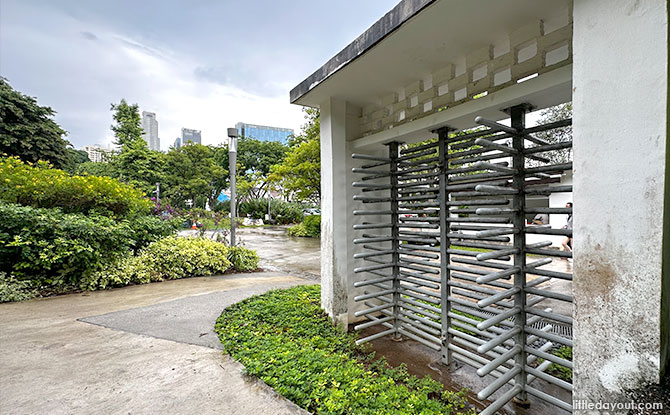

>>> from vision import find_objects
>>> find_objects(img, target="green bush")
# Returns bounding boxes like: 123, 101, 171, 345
85, 236, 253, 290
288, 214, 320, 237
0, 156, 151, 216
239, 198, 303, 224
0, 203, 175, 289
0, 203, 134, 287
228, 246, 259, 272
0, 272, 36, 302
216, 286, 474, 415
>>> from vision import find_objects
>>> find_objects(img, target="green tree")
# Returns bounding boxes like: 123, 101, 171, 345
108, 99, 164, 194
63, 148, 90, 174
163, 144, 227, 209
216, 137, 288, 199
0, 78, 71, 169
527, 102, 572, 167
269, 108, 320, 203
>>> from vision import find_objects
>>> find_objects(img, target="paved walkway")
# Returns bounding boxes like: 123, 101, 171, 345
0, 272, 311, 415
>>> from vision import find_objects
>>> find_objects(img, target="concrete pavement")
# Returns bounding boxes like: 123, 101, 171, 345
0, 272, 311, 415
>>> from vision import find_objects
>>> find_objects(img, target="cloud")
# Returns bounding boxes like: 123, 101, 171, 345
80, 31, 97, 41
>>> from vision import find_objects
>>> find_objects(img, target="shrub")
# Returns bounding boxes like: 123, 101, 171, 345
216, 286, 475, 415
0, 272, 36, 302
0, 156, 151, 216
288, 214, 320, 238
85, 236, 251, 290
0, 203, 133, 287
126, 215, 178, 253
239, 198, 303, 224
228, 246, 259, 272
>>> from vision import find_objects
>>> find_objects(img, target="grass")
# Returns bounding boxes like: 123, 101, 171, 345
215, 285, 475, 415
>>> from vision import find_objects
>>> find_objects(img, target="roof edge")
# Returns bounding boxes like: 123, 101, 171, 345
289, 0, 437, 105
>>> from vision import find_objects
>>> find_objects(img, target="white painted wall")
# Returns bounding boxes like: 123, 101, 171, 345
572, 0, 668, 411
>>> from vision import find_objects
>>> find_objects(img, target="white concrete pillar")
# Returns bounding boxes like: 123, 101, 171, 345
572, 0, 669, 410
320, 98, 359, 328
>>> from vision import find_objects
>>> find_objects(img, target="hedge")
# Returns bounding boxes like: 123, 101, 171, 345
0, 156, 151, 216
0, 202, 174, 288
287, 214, 320, 237
239, 198, 303, 225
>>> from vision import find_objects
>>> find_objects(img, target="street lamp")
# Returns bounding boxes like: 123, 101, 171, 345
227, 128, 238, 246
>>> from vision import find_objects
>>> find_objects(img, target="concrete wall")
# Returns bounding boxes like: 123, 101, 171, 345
572, 0, 669, 410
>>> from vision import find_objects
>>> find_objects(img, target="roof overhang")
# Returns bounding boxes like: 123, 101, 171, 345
290, 0, 572, 109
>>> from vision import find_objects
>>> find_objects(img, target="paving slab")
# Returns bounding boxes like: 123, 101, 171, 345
0, 272, 311, 415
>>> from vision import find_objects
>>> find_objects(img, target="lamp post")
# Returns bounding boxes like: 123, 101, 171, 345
227, 128, 238, 246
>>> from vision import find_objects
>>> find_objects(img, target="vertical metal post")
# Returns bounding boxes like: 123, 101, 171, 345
510, 104, 529, 405
227, 128, 239, 247
437, 128, 452, 365
388, 142, 401, 340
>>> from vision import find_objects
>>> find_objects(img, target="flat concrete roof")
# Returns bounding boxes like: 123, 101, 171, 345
289, 0, 435, 104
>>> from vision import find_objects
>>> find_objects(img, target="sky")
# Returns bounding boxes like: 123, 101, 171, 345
1, 0, 399, 150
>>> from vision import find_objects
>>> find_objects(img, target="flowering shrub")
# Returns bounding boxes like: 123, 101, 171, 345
0, 156, 151, 216
85, 236, 258, 290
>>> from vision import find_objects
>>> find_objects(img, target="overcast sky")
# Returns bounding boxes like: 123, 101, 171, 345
1, 0, 398, 150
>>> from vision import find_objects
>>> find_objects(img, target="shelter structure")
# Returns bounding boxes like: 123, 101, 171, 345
291, 1, 668, 414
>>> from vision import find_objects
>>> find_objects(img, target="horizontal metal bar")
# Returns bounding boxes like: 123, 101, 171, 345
478, 287, 520, 308
525, 287, 573, 303
525, 307, 573, 324
477, 365, 521, 400
452, 256, 511, 270
448, 217, 511, 223
473, 161, 516, 173
398, 276, 439, 290
477, 307, 520, 331
475, 267, 519, 284
527, 240, 553, 249
355, 327, 397, 345
477, 248, 519, 261
447, 232, 510, 242
524, 140, 572, 155
353, 195, 391, 203
525, 365, 573, 391
353, 223, 393, 230
524, 207, 572, 214
400, 296, 441, 314
397, 327, 441, 351
524, 345, 573, 369
353, 236, 393, 244
475, 207, 517, 215
354, 263, 395, 273
479, 385, 523, 415
525, 326, 573, 347
399, 140, 439, 155
354, 315, 394, 331
447, 198, 510, 206
398, 249, 439, 259
474, 184, 519, 195
353, 210, 392, 216
352, 168, 390, 175
526, 267, 572, 281
525, 247, 572, 258
475, 116, 518, 135
354, 289, 395, 302
475, 137, 518, 154
524, 162, 572, 174
478, 327, 521, 354
352, 153, 391, 162
353, 276, 395, 287
354, 302, 394, 317
525, 385, 573, 412
525, 185, 573, 195
399, 288, 440, 305
397, 148, 438, 161
525, 227, 572, 236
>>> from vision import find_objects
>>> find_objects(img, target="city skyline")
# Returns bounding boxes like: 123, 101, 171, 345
1, 0, 398, 151
141, 111, 160, 151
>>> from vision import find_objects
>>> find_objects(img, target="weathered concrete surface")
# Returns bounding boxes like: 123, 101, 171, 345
0, 272, 311, 415
573, 0, 669, 411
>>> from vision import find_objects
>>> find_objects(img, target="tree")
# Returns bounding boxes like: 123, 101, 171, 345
529, 102, 572, 166
163, 144, 227, 209
0, 78, 70, 169
108, 99, 164, 194
269, 108, 321, 203
216, 137, 288, 199
63, 148, 90, 174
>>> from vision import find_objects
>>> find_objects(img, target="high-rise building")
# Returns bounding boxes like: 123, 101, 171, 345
141, 111, 160, 150
82, 145, 112, 163
181, 128, 201, 145
235, 122, 293, 143
173, 137, 181, 149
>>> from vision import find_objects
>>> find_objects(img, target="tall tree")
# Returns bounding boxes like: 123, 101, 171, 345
63, 148, 90, 173
164, 144, 226, 209
528, 102, 572, 166
0, 78, 70, 169
109, 99, 164, 194
269, 108, 321, 203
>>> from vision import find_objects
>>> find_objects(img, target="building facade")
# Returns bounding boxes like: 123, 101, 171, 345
181, 128, 201, 145
235, 122, 293, 143
82, 145, 111, 163
173, 137, 181, 149
141, 111, 160, 151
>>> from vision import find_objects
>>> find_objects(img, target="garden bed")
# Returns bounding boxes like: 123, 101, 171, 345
215, 285, 476, 415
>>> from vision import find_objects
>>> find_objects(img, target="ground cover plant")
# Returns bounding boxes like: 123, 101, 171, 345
215, 285, 475, 415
